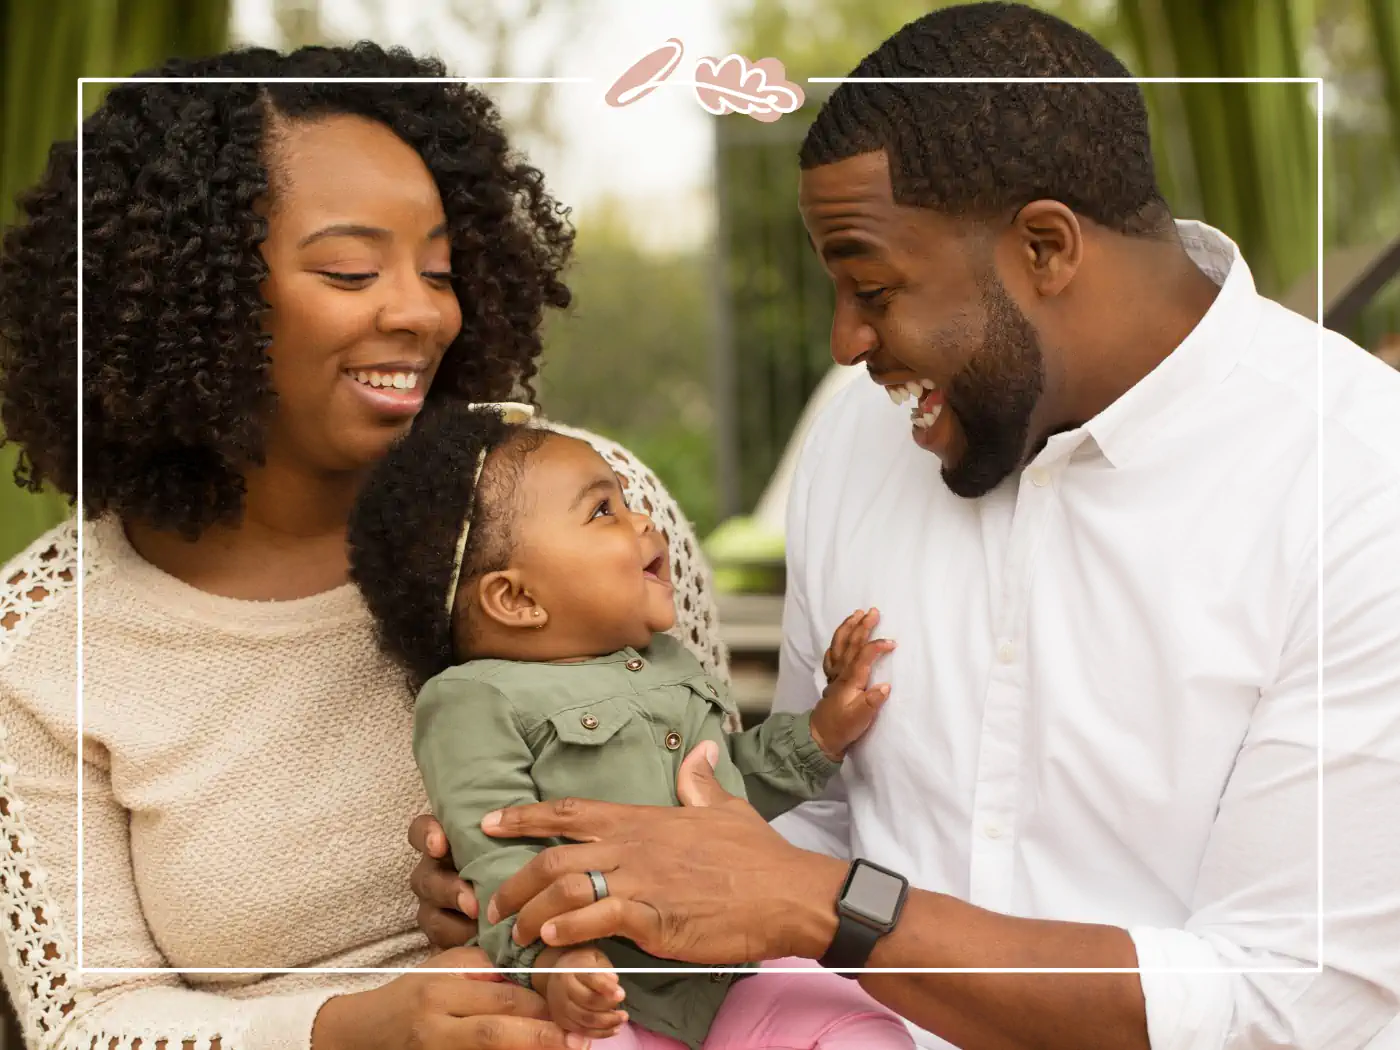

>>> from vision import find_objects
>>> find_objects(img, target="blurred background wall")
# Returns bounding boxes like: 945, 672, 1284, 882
2, 0, 1397, 574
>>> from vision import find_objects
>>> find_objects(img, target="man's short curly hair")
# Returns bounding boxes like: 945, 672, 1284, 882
0, 42, 573, 538
800, 2, 1171, 236
348, 404, 547, 689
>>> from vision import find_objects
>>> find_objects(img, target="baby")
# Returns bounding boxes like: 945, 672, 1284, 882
348, 402, 911, 1050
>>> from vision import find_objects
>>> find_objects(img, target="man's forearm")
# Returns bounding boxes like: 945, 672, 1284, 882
863, 891, 1148, 1050
787, 855, 1150, 1050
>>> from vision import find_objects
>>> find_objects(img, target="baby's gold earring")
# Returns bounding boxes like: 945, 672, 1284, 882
532, 608, 545, 629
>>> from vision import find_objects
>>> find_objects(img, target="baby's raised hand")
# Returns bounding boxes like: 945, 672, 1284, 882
545, 945, 628, 1039
810, 609, 896, 760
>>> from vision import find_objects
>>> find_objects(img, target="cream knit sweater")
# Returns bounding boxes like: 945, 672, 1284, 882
0, 427, 728, 1050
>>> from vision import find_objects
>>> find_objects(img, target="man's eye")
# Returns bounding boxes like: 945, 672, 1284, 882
855, 287, 888, 303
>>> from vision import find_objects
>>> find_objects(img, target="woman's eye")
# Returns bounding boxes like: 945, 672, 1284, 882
319, 271, 377, 285
423, 271, 456, 286
855, 287, 888, 303
590, 499, 613, 521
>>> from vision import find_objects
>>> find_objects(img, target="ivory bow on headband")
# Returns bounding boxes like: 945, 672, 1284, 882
445, 402, 538, 617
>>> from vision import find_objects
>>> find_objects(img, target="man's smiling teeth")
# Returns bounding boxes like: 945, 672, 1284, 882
886, 378, 936, 406
349, 370, 419, 390
912, 403, 943, 429
882, 378, 942, 429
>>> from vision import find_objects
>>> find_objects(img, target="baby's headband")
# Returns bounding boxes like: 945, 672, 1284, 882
445, 402, 538, 618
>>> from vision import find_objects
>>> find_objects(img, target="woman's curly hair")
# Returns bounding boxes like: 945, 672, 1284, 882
0, 42, 573, 537
348, 403, 547, 689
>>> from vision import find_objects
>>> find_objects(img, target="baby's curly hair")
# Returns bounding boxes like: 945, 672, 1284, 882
0, 42, 573, 538
348, 404, 548, 689
800, 2, 1171, 237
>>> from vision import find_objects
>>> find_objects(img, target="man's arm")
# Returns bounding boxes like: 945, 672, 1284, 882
482, 474, 1400, 1050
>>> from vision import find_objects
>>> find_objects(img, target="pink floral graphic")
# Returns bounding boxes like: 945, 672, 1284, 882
693, 55, 803, 123
606, 40, 804, 124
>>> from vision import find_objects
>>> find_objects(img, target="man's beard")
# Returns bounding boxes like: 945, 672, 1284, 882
940, 274, 1046, 500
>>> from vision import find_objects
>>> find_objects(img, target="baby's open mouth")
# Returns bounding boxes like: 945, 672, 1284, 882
643, 554, 667, 581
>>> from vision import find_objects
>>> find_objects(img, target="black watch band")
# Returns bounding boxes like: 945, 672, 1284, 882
817, 907, 884, 974
817, 858, 909, 978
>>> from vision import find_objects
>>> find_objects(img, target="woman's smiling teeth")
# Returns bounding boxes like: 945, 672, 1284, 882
887, 378, 943, 429
349, 369, 419, 390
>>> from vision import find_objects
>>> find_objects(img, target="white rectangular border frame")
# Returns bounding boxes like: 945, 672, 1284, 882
75, 74, 1325, 976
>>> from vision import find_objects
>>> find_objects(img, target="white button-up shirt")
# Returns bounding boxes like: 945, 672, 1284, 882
770, 223, 1400, 1049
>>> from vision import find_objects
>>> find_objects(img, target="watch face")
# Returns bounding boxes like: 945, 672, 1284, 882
844, 862, 903, 926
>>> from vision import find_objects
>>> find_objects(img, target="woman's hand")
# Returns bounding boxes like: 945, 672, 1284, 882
481, 744, 847, 965
311, 947, 587, 1050
408, 813, 479, 950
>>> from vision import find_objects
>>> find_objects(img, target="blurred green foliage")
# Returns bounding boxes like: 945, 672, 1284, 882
0, 0, 229, 566
537, 199, 721, 535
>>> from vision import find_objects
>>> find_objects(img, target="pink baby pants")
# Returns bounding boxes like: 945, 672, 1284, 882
593, 957, 914, 1050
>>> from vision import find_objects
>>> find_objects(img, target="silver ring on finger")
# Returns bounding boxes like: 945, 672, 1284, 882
586, 869, 609, 902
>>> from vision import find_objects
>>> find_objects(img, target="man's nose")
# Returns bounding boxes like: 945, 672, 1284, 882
830, 310, 878, 367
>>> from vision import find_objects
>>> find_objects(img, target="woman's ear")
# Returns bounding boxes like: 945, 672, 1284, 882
476, 570, 547, 631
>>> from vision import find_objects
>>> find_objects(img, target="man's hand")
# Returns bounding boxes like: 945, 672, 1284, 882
408, 813, 479, 950
811, 608, 896, 759
479, 742, 846, 965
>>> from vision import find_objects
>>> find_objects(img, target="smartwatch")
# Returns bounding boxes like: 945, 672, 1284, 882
817, 857, 909, 977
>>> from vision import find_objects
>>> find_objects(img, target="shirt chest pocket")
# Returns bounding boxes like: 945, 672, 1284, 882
531, 697, 676, 806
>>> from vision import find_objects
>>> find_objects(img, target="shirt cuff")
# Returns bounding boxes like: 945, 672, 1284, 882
251, 988, 345, 1050
1128, 926, 1236, 1050
781, 710, 842, 784
496, 923, 550, 988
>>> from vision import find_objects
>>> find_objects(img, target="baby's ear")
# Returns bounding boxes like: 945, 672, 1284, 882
476, 570, 547, 631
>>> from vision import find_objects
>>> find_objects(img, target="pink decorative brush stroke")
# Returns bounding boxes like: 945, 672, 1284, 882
694, 55, 804, 123
605, 38, 685, 107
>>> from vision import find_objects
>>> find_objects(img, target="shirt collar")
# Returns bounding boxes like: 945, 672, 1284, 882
1049, 220, 1263, 471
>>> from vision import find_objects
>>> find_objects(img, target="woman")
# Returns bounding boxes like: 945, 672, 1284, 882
0, 42, 725, 1050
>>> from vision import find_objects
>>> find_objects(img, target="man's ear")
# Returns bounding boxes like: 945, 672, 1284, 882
476, 570, 547, 631
1009, 200, 1082, 297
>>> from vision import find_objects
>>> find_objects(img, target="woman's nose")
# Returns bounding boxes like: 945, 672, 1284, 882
376, 269, 447, 338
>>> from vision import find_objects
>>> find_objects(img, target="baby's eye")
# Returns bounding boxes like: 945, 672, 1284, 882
590, 499, 613, 521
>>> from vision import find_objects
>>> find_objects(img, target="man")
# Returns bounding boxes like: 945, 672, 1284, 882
409, 5, 1400, 1048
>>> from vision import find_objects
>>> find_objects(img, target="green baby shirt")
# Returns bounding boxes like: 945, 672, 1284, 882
413, 632, 840, 1050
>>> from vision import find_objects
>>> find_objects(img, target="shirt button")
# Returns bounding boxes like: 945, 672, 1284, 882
664, 731, 682, 751
1028, 467, 1050, 487
580, 714, 599, 730
709, 971, 728, 983
983, 823, 1003, 840
997, 641, 1016, 664
625, 658, 645, 672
